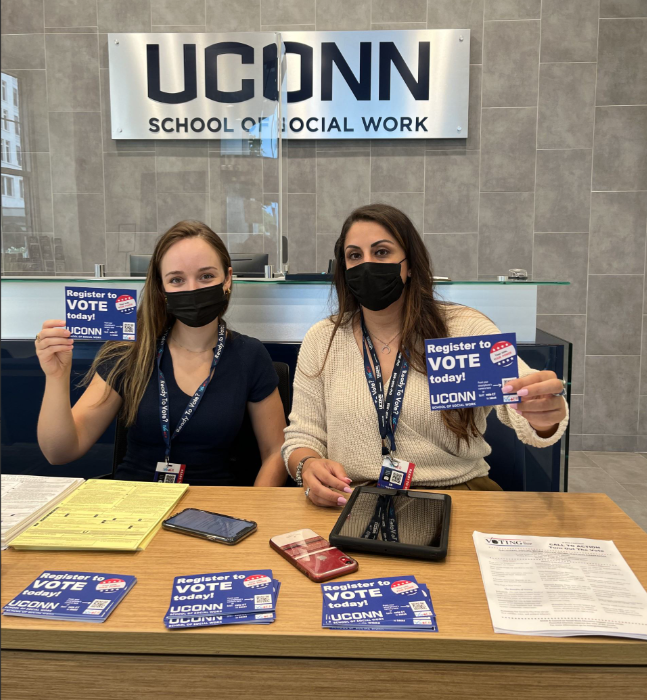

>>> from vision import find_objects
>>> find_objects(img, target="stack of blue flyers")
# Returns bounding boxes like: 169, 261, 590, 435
163, 570, 281, 629
321, 575, 438, 632
2, 571, 136, 623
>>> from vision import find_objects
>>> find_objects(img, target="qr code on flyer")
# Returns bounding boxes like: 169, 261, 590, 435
409, 600, 430, 612
83, 599, 111, 614
255, 594, 272, 607
123, 322, 135, 334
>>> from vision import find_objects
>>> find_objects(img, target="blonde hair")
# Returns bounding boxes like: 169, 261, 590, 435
84, 220, 232, 426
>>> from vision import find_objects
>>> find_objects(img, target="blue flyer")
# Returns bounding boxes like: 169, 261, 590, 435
65, 285, 137, 341
2, 571, 136, 623
425, 333, 520, 411
163, 570, 279, 621
166, 612, 276, 629
321, 576, 438, 632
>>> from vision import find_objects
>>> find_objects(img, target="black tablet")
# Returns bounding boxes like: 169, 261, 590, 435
329, 487, 451, 561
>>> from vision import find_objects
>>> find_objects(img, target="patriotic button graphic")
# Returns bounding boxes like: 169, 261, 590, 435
115, 294, 136, 314
243, 574, 272, 589
391, 579, 419, 596
489, 340, 516, 368
96, 578, 126, 592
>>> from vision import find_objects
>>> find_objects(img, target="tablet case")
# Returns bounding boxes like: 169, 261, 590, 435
329, 487, 451, 561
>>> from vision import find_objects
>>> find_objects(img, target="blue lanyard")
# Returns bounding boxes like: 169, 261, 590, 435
156, 323, 226, 462
360, 314, 409, 457
362, 494, 399, 542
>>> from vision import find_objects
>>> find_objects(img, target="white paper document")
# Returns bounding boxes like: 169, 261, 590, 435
1, 474, 84, 549
473, 532, 647, 640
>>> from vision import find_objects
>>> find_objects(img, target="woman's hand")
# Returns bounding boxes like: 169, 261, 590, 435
303, 458, 352, 507
503, 371, 567, 436
35, 320, 74, 379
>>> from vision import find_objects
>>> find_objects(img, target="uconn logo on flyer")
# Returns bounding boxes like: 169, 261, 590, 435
108, 30, 469, 140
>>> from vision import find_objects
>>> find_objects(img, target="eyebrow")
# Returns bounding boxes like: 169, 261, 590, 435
164, 266, 219, 278
345, 239, 394, 251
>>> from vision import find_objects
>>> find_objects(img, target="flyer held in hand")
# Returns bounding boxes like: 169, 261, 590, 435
65, 285, 138, 341
425, 333, 520, 411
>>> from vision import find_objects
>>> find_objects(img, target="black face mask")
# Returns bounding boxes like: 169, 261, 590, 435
165, 283, 228, 328
345, 259, 406, 312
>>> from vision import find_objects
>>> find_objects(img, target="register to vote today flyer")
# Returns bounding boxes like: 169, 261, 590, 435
425, 333, 520, 411
65, 286, 138, 342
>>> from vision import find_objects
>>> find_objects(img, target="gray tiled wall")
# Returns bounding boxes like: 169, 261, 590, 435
1, 0, 646, 452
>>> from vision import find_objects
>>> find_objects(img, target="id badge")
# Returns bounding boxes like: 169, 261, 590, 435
155, 461, 186, 483
377, 457, 415, 490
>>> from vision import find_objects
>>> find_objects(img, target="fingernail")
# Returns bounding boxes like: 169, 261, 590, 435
337, 497, 348, 506
502, 384, 513, 393
343, 487, 352, 493
343, 477, 352, 482
517, 388, 529, 396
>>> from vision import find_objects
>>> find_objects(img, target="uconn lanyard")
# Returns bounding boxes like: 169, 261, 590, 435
157, 323, 226, 463
360, 315, 409, 457
362, 493, 399, 542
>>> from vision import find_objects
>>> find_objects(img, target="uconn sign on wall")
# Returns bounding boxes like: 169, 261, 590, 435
108, 30, 469, 140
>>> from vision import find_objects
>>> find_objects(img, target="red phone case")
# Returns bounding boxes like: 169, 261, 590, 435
270, 529, 358, 583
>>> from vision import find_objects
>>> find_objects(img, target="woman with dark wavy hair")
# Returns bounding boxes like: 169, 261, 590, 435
35, 220, 286, 486
283, 204, 568, 507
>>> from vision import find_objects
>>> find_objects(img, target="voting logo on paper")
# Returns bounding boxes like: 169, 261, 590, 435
391, 580, 419, 596
244, 574, 272, 589
489, 340, 516, 368
96, 578, 127, 592
485, 538, 532, 547
115, 294, 136, 314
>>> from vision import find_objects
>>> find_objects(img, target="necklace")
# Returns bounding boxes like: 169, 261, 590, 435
366, 328, 401, 355
169, 336, 215, 354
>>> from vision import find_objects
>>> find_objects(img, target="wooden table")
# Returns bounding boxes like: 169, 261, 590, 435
2, 488, 647, 699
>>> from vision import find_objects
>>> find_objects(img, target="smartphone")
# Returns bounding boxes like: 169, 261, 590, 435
270, 528, 358, 583
163, 508, 257, 545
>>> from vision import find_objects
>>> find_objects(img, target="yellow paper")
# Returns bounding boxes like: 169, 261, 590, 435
10, 480, 188, 551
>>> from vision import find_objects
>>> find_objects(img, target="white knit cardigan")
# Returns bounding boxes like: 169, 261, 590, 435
282, 305, 569, 488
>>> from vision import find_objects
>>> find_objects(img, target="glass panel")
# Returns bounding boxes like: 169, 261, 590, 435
1, 33, 283, 278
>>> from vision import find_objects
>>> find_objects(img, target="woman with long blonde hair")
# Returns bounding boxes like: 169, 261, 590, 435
36, 220, 286, 486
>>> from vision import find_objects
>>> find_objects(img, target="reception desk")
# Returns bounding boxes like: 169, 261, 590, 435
2, 488, 646, 699
0, 276, 568, 343
0, 276, 572, 490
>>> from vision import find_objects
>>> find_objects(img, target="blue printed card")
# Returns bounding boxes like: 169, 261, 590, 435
165, 612, 276, 629
425, 333, 520, 411
2, 571, 136, 623
65, 285, 137, 341
321, 576, 438, 632
164, 570, 279, 621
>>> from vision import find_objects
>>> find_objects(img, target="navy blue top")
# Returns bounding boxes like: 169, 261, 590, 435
97, 331, 279, 485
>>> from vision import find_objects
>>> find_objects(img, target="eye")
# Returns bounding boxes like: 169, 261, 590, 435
375, 248, 390, 258
169, 276, 183, 285
347, 252, 361, 261
200, 273, 215, 281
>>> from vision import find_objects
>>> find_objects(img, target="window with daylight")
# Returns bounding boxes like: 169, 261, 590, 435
1, 80, 6, 101
2, 175, 14, 197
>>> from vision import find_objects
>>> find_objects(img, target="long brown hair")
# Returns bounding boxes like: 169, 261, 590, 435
84, 220, 232, 427
326, 203, 480, 446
